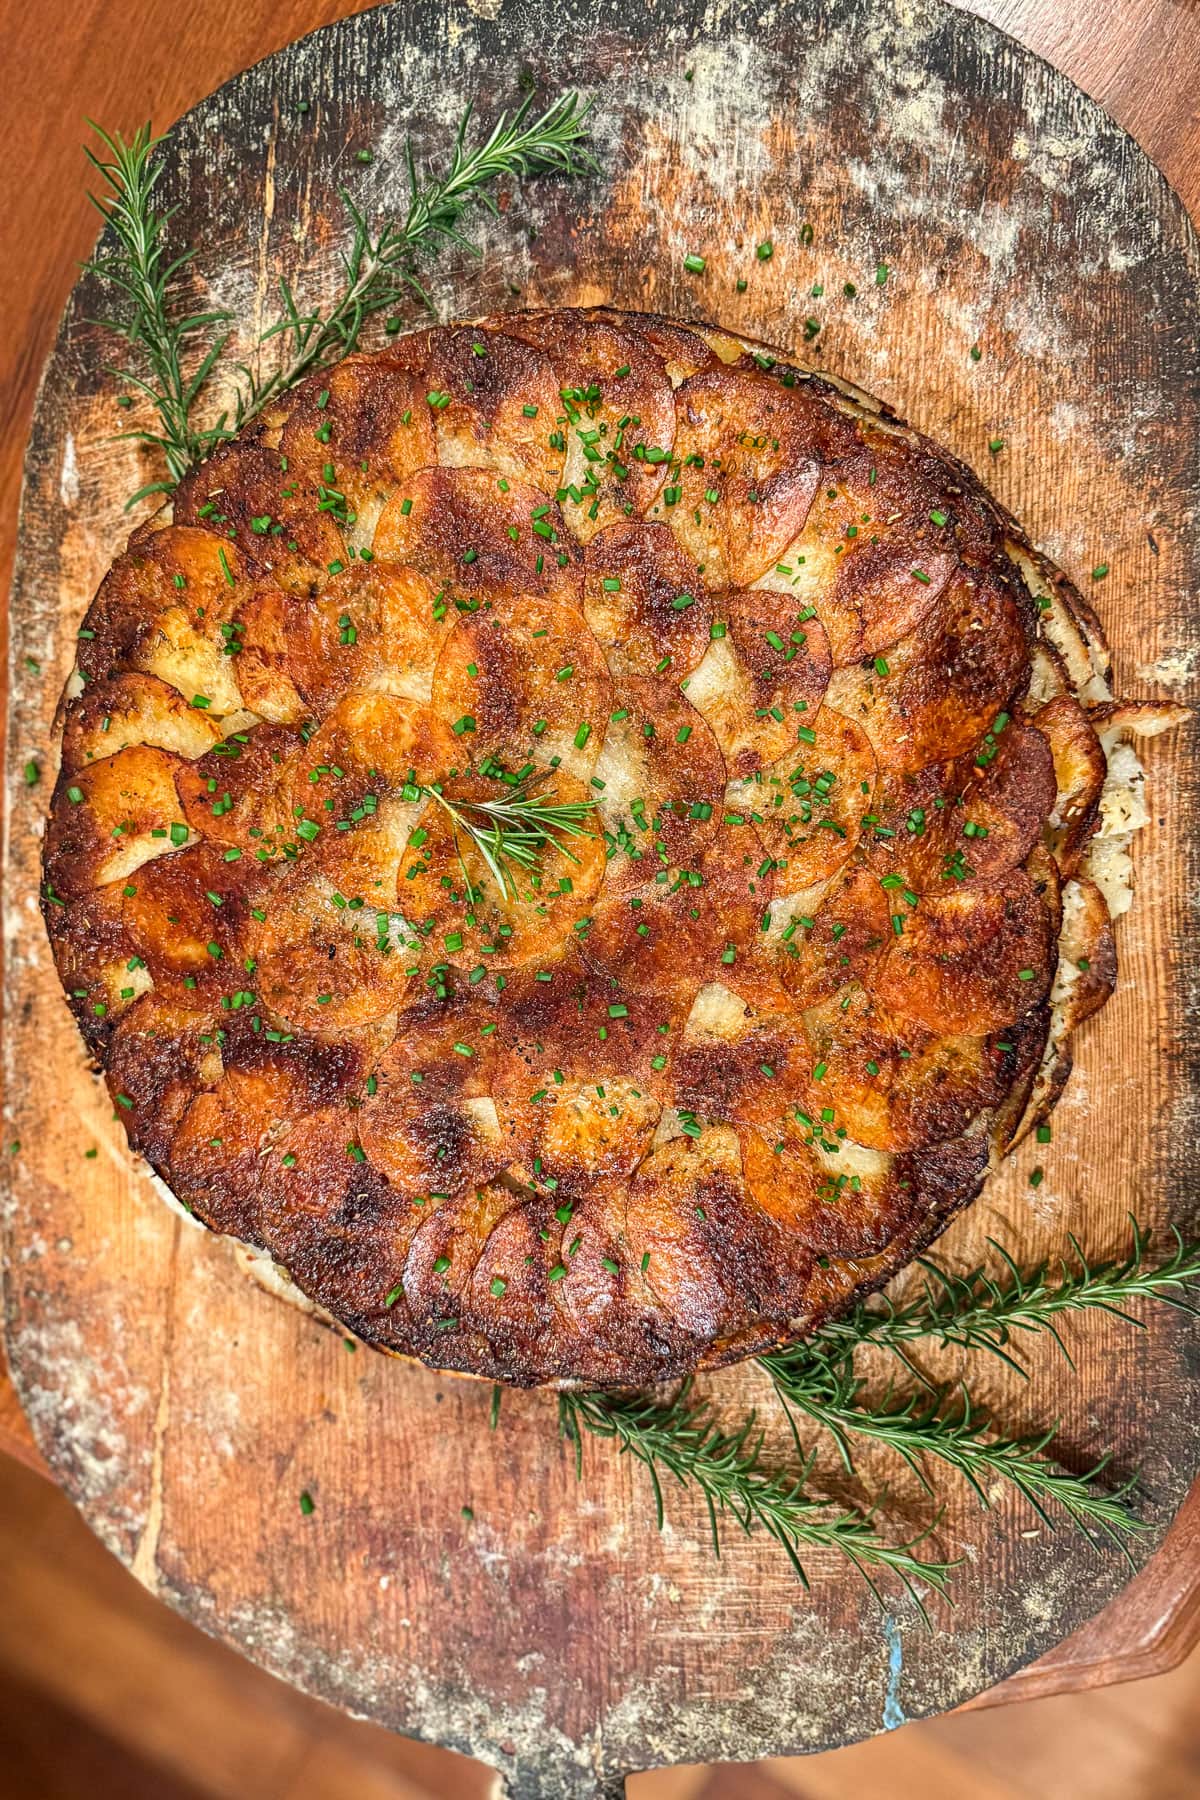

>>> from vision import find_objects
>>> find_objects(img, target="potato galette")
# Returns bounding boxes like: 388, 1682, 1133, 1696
43, 309, 1153, 1386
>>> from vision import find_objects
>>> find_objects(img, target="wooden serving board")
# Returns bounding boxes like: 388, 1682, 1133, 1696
4, 1, 1199, 1792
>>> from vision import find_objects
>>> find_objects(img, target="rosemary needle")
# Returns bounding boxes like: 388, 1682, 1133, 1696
244, 91, 598, 428
83, 121, 232, 500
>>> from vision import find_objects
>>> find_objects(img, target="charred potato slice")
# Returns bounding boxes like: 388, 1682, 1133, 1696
505, 314, 677, 538
583, 520, 712, 678
373, 465, 582, 606
658, 367, 824, 586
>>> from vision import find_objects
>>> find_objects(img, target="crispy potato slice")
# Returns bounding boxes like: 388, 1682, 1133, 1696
121, 840, 259, 979
1055, 874, 1117, 1025
859, 759, 953, 887
46, 744, 186, 894
278, 351, 436, 539
316, 801, 424, 914
310, 563, 452, 707
1007, 542, 1110, 703
62, 672, 223, 771
495, 1075, 662, 1195
244, 862, 413, 1029
1026, 839, 1063, 939
373, 466, 582, 605
489, 946, 692, 1107
172, 440, 345, 589
579, 870, 730, 999
542, 1181, 650, 1374
222, 585, 306, 724
693, 822, 783, 993
700, 820, 775, 927
582, 520, 712, 677
871, 719, 1056, 892
422, 325, 565, 493
105, 991, 223, 1165
589, 308, 722, 383
738, 1126, 904, 1257
1027, 638, 1072, 707
658, 368, 823, 586
674, 982, 815, 1132
358, 1003, 504, 1198
624, 1127, 804, 1333
1092, 699, 1193, 741
505, 314, 677, 536
754, 450, 961, 668
826, 540, 958, 665
876, 866, 1055, 1034
824, 566, 1031, 772
773, 858, 894, 1008
430, 596, 612, 779
752, 482, 874, 666
403, 1183, 521, 1321
738, 1122, 984, 1260
171, 1036, 370, 1242
234, 562, 456, 724
591, 675, 724, 891
130, 601, 246, 716
176, 722, 305, 854
291, 690, 459, 819
946, 719, 1056, 883
1004, 877, 1117, 1149
734, 706, 876, 894
801, 986, 1010, 1152
42, 883, 145, 1058
465, 1197, 563, 1355
1033, 694, 1107, 874
541, 1175, 700, 1384
685, 589, 832, 776
76, 527, 259, 691
269, 1164, 418, 1341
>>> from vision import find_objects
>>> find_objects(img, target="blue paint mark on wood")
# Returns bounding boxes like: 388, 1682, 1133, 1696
883, 1615, 908, 1731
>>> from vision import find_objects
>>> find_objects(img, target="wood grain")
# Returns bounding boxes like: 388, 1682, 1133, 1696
5, 1446, 1200, 1800
2, 0, 1199, 1794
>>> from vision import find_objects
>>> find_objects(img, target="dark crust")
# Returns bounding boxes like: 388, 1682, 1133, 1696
41, 308, 1119, 1388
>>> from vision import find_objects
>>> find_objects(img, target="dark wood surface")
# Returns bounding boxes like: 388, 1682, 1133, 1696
2, 0, 1199, 1793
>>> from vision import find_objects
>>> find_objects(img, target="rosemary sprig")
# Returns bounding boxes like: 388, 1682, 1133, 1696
549, 1222, 1191, 1602
410, 780, 599, 900
558, 1385, 957, 1623
808, 1221, 1200, 1377
83, 122, 234, 501
236, 91, 598, 428
762, 1349, 1146, 1561
83, 91, 597, 500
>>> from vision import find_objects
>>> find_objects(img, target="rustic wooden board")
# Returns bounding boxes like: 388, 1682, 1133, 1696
4, 0, 1199, 1793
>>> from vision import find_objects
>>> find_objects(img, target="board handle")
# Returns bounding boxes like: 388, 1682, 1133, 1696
498, 1764, 628, 1799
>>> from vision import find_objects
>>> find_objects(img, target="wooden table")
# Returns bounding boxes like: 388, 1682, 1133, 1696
2, 0, 1198, 1731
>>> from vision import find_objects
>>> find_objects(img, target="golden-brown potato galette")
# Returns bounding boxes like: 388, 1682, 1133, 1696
43, 309, 1149, 1387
